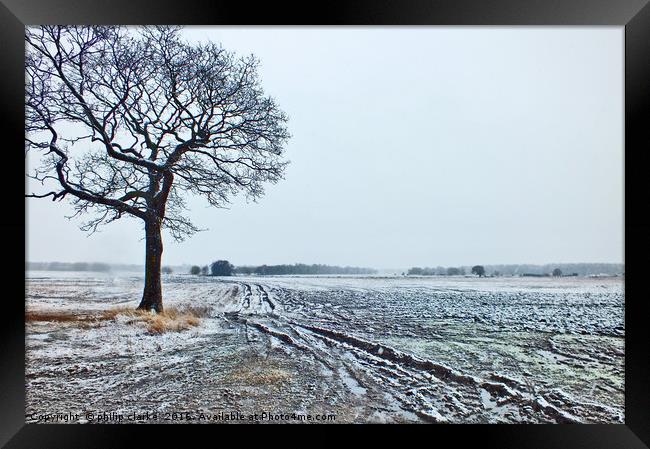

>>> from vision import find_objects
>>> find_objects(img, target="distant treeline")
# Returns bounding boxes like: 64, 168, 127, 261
27, 261, 113, 272
408, 267, 465, 276
233, 263, 377, 276
407, 263, 624, 277
26, 262, 185, 273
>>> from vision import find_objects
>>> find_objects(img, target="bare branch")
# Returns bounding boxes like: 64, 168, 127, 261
26, 25, 290, 239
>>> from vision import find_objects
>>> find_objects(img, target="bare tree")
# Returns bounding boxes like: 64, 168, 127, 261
25, 26, 290, 312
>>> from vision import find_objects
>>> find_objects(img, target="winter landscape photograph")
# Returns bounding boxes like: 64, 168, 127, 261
25, 26, 624, 424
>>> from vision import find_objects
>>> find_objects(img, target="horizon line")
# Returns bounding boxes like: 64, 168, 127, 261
26, 260, 625, 269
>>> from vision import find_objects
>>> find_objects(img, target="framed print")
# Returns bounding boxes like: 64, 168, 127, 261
2, 0, 649, 447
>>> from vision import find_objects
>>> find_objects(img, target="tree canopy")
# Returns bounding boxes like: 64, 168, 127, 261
471, 265, 485, 277
211, 260, 235, 276
26, 26, 290, 240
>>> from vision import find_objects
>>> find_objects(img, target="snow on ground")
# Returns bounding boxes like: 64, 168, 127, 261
25, 272, 624, 423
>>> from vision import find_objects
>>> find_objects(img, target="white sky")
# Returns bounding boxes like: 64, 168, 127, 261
26, 27, 624, 269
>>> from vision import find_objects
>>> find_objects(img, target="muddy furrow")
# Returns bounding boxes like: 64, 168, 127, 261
285, 321, 590, 422
287, 321, 484, 421
241, 283, 252, 309
293, 323, 475, 383
255, 284, 276, 311
226, 312, 346, 377
237, 286, 486, 421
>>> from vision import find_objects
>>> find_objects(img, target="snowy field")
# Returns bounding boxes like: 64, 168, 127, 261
25, 272, 624, 423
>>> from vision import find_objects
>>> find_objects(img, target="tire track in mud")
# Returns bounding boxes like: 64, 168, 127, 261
225, 283, 468, 421
254, 284, 276, 311
241, 283, 252, 309
224, 281, 619, 423
229, 284, 478, 421
307, 321, 626, 423
224, 283, 385, 409
225, 312, 346, 379
289, 322, 488, 422
232, 282, 277, 314
239, 316, 465, 421
286, 322, 594, 423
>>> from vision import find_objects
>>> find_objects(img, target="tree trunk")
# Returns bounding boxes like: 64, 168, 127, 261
137, 219, 164, 312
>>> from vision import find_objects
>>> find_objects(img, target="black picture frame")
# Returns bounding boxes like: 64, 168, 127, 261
2, 0, 648, 447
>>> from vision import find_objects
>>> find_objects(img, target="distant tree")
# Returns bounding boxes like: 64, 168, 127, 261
25, 26, 290, 312
552, 268, 563, 277
408, 267, 424, 276
493, 270, 501, 277
211, 260, 234, 276
447, 267, 461, 276
471, 265, 486, 277
161, 266, 173, 274
201, 265, 209, 276
190, 265, 201, 275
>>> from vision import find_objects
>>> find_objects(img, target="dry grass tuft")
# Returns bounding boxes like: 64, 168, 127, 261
230, 367, 292, 386
27, 305, 209, 335
26, 310, 104, 324
227, 358, 292, 387
101, 305, 208, 335
144, 312, 200, 335
98, 307, 132, 321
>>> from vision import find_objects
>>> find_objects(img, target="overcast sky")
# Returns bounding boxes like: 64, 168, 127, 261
26, 27, 623, 269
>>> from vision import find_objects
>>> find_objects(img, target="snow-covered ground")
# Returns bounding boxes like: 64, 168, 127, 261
25, 272, 624, 423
